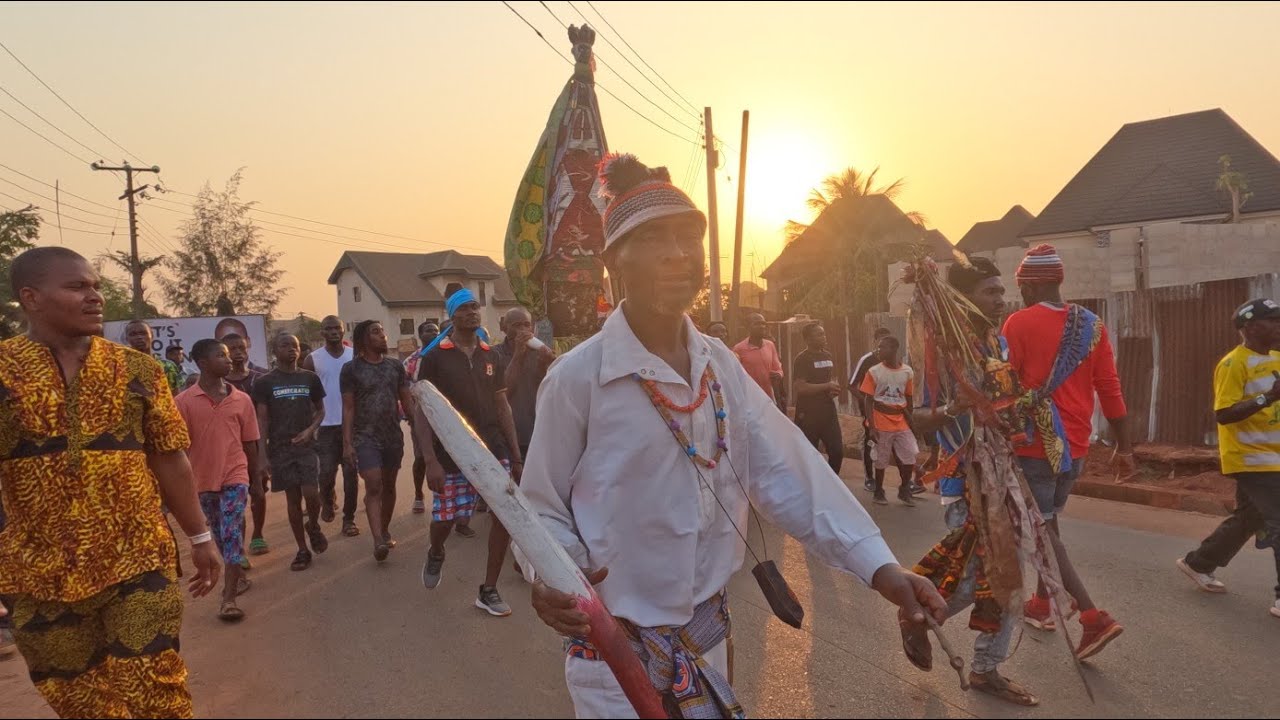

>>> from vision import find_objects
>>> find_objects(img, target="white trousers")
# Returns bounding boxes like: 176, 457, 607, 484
565, 640, 729, 719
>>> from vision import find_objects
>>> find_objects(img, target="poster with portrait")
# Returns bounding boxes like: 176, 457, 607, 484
104, 315, 270, 374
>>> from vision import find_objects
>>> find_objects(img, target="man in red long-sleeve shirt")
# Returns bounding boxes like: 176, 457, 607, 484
1002, 244, 1134, 662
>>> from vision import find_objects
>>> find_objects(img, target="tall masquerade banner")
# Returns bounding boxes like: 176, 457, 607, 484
504, 25, 611, 352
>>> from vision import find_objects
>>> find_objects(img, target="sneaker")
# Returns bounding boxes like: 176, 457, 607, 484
1024, 595, 1056, 631
249, 537, 270, 556
239, 557, 252, 571
455, 523, 477, 539
864, 478, 875, 493
1176, 557, 1226, 593
872, 492, 889, 506
1075, 609, 1123, 660
0, 628, 16, 659
412, 498, 426, 514
1271, 599, 1280, 619
306, 522, 329, 554
910, 481, 928, 496
476, 585, 512, 617
422, 550, 445, 589
898, 490, 917, 508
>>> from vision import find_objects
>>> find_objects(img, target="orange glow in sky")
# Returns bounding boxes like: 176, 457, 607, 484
3, 2, 1279, 316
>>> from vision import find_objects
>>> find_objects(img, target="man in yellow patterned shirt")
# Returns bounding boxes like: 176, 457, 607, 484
0, 247, 220, 718
1178, 299, 1280, 620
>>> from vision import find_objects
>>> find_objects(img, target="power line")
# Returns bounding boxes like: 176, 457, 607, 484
0, 104, 93, 165
0, 40, 147, 165
0, 163, 118, 210
539, 1, 701, 135
584, 0, 703, 117
0, 84, 111, 160
565, 1, 700, 122
0, 176, 121, 223
500, 1, 700, 145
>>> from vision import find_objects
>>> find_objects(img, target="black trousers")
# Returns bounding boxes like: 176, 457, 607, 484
798, 412, 843, 475
1185, 473, 1280, 598
316, 425, 360, 523
861, 419, 874, 483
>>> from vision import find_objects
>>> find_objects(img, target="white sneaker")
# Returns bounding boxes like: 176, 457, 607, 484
1271, 599, 1280, 619
1176, 557, 1226, 593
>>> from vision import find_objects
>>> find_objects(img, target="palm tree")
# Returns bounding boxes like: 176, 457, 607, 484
785, 166, 926, 242
1216, 154, 1252, 223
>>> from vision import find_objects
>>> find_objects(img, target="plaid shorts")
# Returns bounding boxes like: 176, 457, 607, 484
432, 460, 508, 523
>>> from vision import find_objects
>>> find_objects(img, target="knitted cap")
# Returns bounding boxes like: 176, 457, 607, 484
1015, 244, 1065, 286
599, 154, 706, 251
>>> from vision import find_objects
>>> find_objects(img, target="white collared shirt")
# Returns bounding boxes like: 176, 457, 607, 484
522, 304, 898, 627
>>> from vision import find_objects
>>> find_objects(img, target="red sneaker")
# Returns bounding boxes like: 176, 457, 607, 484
1023, 594, 1056, 631
1076, 609, 1124, 660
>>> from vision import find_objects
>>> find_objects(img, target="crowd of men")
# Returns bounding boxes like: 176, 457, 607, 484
0, 151, 1277, 719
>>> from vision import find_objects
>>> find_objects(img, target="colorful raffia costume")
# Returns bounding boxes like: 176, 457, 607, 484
902, 254, 1090, 698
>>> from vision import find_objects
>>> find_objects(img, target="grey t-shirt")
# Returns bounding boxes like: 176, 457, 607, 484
339, 357, 407, 449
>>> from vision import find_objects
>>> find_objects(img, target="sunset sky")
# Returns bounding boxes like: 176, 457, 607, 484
3, 1, 1279, 317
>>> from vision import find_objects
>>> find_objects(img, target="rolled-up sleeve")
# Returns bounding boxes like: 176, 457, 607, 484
522, 361, 591, 568
1092, 328, 1127, 419
740, 368, 897, 584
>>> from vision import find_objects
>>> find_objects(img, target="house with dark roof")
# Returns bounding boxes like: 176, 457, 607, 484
1013, 108, 1280, 445
956, 205, 1036, 256
328, 250, 520, 355
1018, 108, 1280, 301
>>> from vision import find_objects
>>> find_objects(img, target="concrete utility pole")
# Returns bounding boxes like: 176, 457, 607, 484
728, 110, 749, 339
703, 108, 722, 322
91, 162, 160, 318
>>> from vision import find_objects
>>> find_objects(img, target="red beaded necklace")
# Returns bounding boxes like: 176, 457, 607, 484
635, 365, 729, 469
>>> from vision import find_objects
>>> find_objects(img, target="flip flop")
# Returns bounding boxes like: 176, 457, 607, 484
412, 499, 426, 514
218, 602, 245, 623
901, 623, 933, 672
249, 538, 270, 556
970, 672, 1039, 706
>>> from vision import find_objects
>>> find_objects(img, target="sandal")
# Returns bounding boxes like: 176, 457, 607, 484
412, 498, 426, 514
235, 577, 252, 596
374, 544, 390, 563
970, 671, 1039, 706
218, 601, 245, 623
306, 522, 329, 554
342, 522, 361, 537
249, 538, 270, 556
901, 623, 933, 671
291, 549, 313, 571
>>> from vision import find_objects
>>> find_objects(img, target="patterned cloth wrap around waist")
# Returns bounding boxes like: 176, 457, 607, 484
566, 590, 745, 719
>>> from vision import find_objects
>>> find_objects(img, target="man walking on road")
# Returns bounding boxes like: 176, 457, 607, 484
341, 320, 414, 562
224, 332, 270, 560
124, 319, 185, 394
852, 326, 893, 491
1177, 299, 1280, 619
733, 312, 786, 413
405, 321, 440, 516
1002, 244, 1131, 658
860, 335, 919, 507
792, 321, 845, 475
304, 316, 361, 537
0, 247, 218, 718
254, 334, 328, 572
415, 290, 524, 617
177, 339, 261, 623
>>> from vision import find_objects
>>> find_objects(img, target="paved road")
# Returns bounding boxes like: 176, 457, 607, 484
3, 455, 1277, 718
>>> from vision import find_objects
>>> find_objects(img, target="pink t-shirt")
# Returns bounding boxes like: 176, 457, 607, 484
176, 382, 260, 494
733, 338, 784, 399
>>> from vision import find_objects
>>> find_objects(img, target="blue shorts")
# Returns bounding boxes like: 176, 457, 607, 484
1018, 457, 1086, 520
354, 442, 404, 474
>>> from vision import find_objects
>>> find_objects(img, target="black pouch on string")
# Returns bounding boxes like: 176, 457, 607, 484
752, 560, 804, 628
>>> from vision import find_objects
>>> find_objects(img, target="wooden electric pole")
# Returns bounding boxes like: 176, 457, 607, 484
91, 162, 160, 319
703, 108, 723, 323
728, 110, 749, 339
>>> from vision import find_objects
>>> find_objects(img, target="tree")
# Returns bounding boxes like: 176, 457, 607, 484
98, 249, 166, 317
785, 166, 926, 242
1217, 154, 1252, 223
0, 206, 39, 338
161, 170, 287, 317
98, 275, 164, 321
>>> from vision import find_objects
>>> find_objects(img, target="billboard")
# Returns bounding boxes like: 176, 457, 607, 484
104, 315, 270, 373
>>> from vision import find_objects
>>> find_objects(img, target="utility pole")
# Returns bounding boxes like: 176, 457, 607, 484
92, 162, 160, 319
703, 108, 723, 323
728, 110, 749, 339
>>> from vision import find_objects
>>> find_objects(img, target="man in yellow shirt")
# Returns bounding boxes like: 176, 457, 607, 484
1177, 299, 1280, 620
0, 247, 220, 717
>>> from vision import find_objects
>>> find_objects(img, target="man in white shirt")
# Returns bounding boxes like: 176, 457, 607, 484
522, 154, 947, 719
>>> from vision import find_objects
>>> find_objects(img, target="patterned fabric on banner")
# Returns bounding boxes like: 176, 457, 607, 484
503, 25, 611, 349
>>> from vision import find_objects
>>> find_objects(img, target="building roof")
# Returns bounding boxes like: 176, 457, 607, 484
956, 205, 1036, 254
763, 194, 950, 284
327, 250, 517, 307
1022, 109, 1280, 238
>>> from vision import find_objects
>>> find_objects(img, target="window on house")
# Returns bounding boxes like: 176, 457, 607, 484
478, 281, 487, 306
400, 318, 415, 336
353, 286, 362, 303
